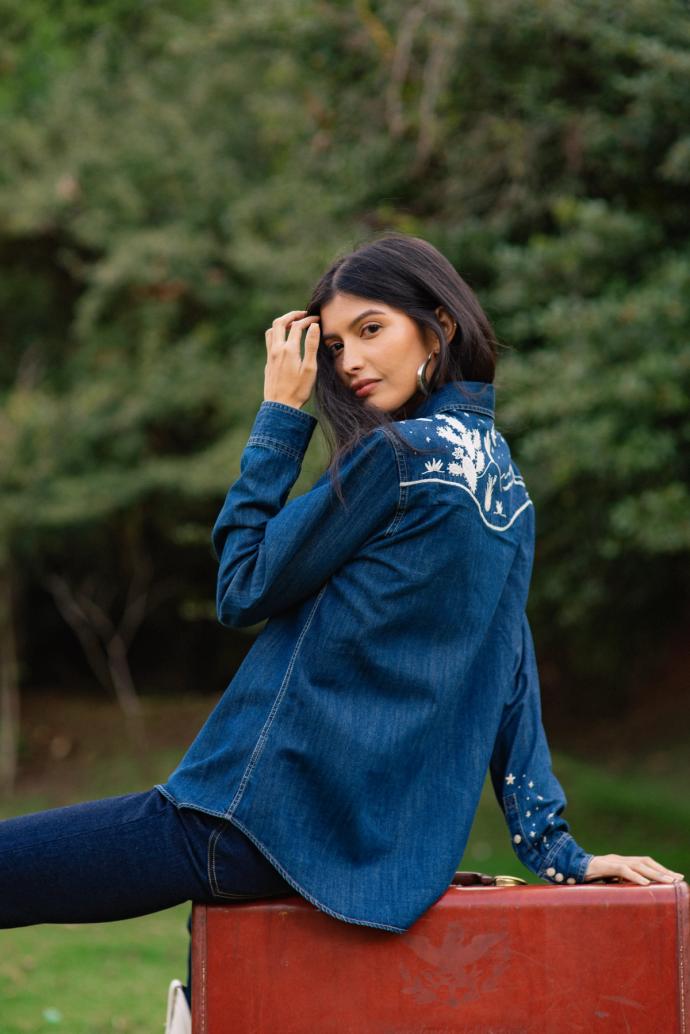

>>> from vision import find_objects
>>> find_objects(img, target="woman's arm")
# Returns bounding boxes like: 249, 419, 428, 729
489, 611, 593, 884
489, 612, 683, 886
211, 307, 401, 627
211, 401, 401, 627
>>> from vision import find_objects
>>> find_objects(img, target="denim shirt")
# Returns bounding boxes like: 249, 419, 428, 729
157, 379, 594, 932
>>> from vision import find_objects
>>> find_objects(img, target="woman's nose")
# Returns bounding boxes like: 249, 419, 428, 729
341, 344, 365, 374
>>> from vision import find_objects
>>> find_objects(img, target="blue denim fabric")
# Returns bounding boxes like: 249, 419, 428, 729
0, 788, 292, 1006
157, 379, 594, 933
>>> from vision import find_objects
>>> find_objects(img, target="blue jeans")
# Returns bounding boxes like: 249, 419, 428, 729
0, 787, 294, 1009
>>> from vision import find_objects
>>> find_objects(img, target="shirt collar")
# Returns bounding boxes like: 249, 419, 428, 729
409, 380, 495, 420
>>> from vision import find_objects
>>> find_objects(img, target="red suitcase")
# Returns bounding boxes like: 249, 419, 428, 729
192, 871, 689, 1033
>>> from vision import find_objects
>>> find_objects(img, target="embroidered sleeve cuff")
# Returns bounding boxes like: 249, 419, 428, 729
537, 833, 594, 885
247, 401, 318, 461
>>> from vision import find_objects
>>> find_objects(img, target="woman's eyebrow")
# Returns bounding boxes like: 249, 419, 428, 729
321, 309, 386, 342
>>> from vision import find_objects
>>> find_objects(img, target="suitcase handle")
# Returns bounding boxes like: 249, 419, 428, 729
452, 870, 528, 887
452, 870, 625, 886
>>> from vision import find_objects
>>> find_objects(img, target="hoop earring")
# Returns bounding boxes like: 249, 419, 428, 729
416, 352, 438, 396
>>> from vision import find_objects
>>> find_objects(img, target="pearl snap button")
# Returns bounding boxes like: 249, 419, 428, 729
546, 866, 556, 876
566, 877, 576, 884
513, 834, 522, 844
554, 872, 564, 882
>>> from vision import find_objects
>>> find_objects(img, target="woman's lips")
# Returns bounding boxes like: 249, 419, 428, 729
354, 380, 380, 397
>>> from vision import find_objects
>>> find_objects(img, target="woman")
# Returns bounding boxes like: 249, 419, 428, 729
1, 233, 682, 1034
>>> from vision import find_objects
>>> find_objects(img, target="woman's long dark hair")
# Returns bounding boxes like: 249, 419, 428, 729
306, 232, 500, 500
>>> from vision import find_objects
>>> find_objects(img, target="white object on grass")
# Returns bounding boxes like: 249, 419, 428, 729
164, 979, 191, 1034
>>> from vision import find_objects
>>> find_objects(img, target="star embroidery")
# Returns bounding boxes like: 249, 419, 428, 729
505, 773, 516, 785
528, 780, 534, 788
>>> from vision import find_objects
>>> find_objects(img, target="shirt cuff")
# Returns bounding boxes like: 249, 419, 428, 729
247, 401, 318, 461
538, 833, 594, 885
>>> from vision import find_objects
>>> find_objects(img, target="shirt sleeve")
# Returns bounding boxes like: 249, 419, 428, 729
212, 400, 402, 628
489, 610, 594, 885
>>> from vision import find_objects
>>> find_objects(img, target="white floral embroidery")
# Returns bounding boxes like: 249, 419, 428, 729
501, 464, 525, 490
401, 412, 533, 532
484, 473, 497, 512
428, 413, 531, 529
436, 416, 487, 497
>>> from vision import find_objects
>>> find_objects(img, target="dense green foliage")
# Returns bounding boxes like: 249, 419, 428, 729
1, 0, 688, 705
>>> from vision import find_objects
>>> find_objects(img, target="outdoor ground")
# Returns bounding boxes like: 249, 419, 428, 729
1, 691, 688, 1033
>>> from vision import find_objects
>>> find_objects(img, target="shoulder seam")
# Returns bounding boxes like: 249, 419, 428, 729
378, 428, 408, 536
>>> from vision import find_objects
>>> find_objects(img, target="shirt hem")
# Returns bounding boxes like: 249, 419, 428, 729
154, 783, 407, 934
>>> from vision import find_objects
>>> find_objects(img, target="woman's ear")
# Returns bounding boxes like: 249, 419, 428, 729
435, 306, 457, 345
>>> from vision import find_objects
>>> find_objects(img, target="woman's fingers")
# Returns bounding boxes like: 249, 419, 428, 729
637, 861, 685, 883
266, 313, 319, 353
302, 320, 320, 369
628, 856, 684, 882
286, 315, 320, 353
265, 310, 306, 349
639, 856, 684, 880
271, 310, 310, 342
587, 853, 684, 885
263, 309, 321, 408
274, 309, 309, 331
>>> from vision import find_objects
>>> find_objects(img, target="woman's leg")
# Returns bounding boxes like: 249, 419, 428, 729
0, 787, 294, 1013
0, 788, 214, 927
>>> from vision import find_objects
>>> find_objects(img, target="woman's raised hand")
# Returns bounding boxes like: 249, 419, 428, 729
584, 853, 684, 885
264, 309, 321, 411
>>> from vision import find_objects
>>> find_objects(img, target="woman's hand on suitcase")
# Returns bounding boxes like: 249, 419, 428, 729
584, 853, 684, 885
264, 309, 321, 410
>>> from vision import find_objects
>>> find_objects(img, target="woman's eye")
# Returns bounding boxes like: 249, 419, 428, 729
326, 323, 381, 358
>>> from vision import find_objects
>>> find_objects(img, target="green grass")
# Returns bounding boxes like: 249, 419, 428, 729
0, 693, 687, 1031
0, 909, 189, 1034
0, 694, 208, 1034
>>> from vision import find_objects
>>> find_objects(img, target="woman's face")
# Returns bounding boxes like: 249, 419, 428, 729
318, 292, 448, 415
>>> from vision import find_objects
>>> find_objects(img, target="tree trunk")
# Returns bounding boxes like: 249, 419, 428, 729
0, 553, 20, 798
